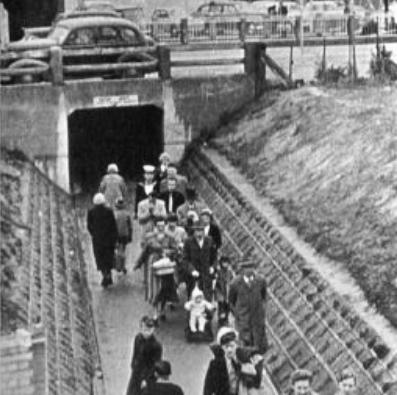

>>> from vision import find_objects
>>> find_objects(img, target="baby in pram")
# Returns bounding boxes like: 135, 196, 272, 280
184, 287, 214, 333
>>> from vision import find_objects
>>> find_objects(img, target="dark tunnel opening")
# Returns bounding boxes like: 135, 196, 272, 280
68, 105, 164, 194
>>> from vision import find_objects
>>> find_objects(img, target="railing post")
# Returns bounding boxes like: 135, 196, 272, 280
157, 45, 171, 80
49, 46, 63, 86
239, 18, 247, 43
180, 18, 189, 45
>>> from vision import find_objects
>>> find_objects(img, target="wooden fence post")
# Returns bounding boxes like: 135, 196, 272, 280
180, 18, 189, 45
289, 45, 294, 81
49, 46, 63, 86
239, 18, 247, 43
157, 45, 171, 80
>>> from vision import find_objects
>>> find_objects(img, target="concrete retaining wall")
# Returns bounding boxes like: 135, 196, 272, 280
0, 74, 255, 190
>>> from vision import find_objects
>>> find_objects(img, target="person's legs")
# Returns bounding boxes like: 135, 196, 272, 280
189, 313, 197, 332
198, 315, 206, 332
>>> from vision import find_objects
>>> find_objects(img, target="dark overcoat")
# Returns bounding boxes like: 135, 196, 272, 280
207, 223, 222, 251
228, 275, 267, 353
87, 205, 118, 271
159, 190, 186, 214
182, 236, 216, 300
203, 345, 263, 395
126, 334, 163, 395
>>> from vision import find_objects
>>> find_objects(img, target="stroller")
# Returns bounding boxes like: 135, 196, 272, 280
184, 280, 215, 343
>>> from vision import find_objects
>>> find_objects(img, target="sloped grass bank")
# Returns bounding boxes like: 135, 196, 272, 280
213, 85, 397, 327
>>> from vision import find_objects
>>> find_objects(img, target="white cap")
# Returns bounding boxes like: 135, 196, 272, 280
216, 327, 238, 345
93, 193, 106, 205
143, 164, 155, 173
107, 163, 118, 173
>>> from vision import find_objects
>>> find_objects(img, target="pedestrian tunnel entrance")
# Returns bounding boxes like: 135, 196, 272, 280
68, 105, 164, 194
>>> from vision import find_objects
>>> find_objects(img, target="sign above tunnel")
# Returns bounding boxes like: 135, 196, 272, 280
92, 95, 139, 108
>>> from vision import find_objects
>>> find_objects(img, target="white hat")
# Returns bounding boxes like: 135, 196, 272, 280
143, 164, 155, 173
159, 152, 170, 161
191, 286, 203, 299
93, 193, 106, 205
107, 163, 118, 173
216, 327, 238, 345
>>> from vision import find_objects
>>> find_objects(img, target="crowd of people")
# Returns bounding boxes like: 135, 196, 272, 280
86, 153, 362, 395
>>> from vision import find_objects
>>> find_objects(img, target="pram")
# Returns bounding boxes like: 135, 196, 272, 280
184, 280, 215, 343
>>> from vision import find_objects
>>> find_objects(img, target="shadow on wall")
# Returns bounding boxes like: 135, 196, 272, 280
172, 75, 255, 142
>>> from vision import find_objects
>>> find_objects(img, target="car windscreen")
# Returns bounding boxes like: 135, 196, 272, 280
48, 25, 70, 43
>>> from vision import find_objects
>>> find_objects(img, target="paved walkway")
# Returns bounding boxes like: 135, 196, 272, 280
81, 219, 212, 395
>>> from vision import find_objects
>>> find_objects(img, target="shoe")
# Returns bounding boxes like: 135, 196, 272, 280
122, 268, 127, 275
160, 313, 166, 322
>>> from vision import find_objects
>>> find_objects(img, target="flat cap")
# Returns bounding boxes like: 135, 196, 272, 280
291, 369, 313, 384
192, 220, 205, 230
155, 360, 171, 376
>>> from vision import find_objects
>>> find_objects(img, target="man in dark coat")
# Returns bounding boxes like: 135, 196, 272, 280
87, 193, 118, 287
228, 258, 267, 354
200, 209, 222, 253
159, 177, 185, 214
126, 316, 163, 395
142, 360, 184, 395
182, 221, 216, 300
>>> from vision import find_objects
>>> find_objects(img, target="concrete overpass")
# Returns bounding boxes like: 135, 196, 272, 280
0, 45, 263, 192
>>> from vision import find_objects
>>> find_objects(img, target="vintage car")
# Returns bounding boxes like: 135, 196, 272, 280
1, 16, 157, 84
190, 1, 267, 38
151, 9, 182, 39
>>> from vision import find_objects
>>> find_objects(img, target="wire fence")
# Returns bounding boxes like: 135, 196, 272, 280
137, 15, 397, 45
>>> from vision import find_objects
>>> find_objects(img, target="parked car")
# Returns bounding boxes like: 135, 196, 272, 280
151, 9, 181, 39
191, 1, 267, 38
1, 16, 157, 84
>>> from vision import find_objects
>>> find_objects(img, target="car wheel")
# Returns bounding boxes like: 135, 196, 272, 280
8, 59, 49, 84
117, 52, 155, 79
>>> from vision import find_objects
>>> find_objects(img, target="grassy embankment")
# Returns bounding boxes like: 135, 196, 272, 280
212, 85, 397, 327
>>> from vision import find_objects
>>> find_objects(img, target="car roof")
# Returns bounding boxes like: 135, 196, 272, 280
56, 16, 139, 30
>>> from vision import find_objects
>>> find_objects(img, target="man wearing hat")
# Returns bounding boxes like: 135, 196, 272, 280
87, 193, 118, 287
203, 327, 263, 395
284, 369, 319, 395
99, 163, 127, 209
137, 191, 167, 238
135, 164, 159, 217
182, 219, 216, 300
229, 258, 268, 353
176, 186, 207, 228
142, 360, 184, 395
200, 208, 222, 253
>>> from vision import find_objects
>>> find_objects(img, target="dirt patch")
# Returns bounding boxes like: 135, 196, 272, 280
212, 84, 397, 328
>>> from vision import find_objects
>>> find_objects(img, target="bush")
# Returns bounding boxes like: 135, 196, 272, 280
315, 62, 348, 84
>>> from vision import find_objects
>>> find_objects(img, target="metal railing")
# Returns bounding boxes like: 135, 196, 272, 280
134, 15, 397, 45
